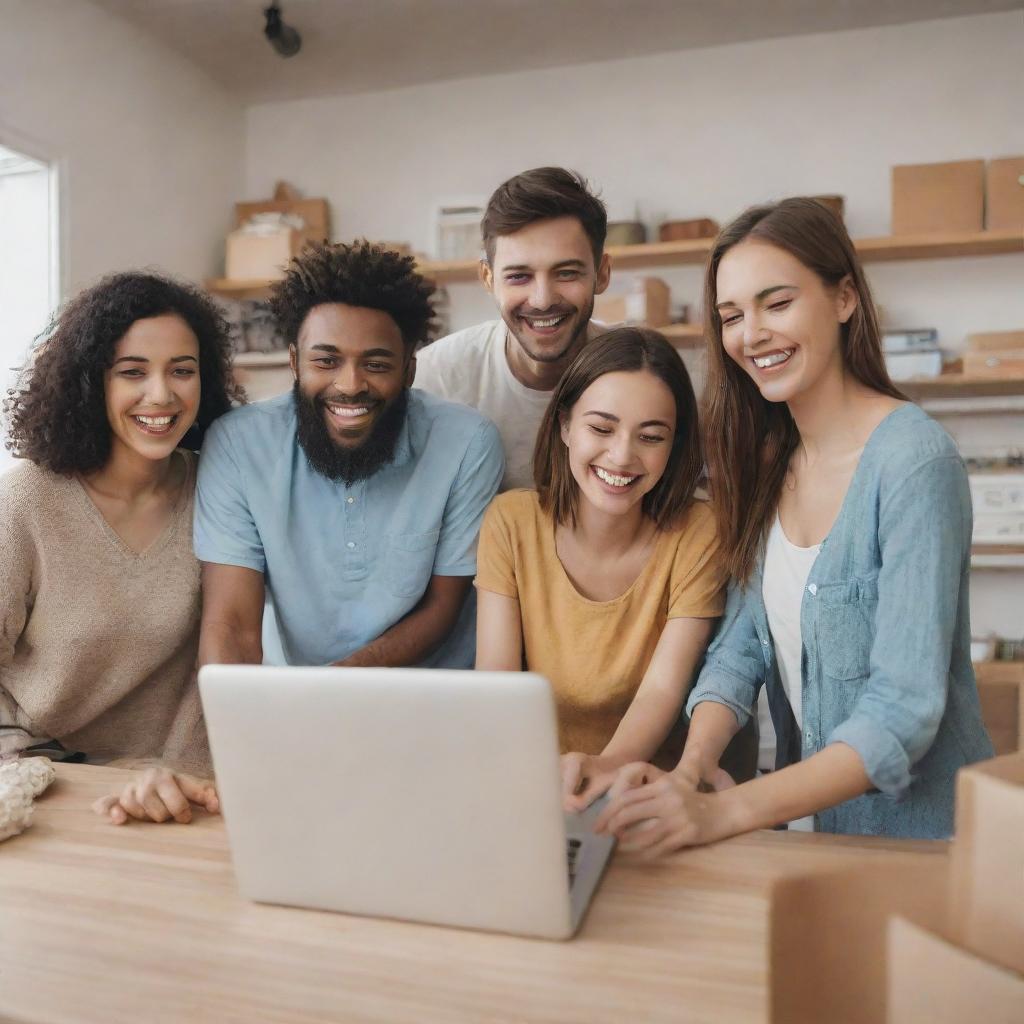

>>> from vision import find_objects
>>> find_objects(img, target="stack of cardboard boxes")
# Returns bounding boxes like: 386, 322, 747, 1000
770, 753, 1024, 1022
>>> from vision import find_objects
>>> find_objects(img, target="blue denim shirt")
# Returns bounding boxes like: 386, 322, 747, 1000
686, 405, 993, 839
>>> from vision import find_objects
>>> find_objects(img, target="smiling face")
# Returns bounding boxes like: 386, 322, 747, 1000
103, 314, 201, 463
715, 239, 858, 405
484, 216, 610, 368
290, 302, 414, 483
559, 369, 676, 519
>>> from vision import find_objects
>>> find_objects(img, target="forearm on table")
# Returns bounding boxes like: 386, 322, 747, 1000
712, 742, 871, 838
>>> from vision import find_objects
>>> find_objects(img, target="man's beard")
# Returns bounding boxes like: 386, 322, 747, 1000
505, 295, 595, 364
294, 383, 409, 485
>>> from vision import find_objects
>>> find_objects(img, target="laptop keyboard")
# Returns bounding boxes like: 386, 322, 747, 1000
567, 838, 582, 888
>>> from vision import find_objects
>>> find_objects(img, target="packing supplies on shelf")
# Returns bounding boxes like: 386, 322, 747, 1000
882, 327, 939, 353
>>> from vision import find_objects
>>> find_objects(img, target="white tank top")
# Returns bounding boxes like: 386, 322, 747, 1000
762, 515, 821, 832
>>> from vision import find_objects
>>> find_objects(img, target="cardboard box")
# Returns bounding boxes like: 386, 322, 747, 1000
225, 227, 303, 280
888, 914, 1024, 1022
235, 180, 330, 247
948, 752, 1024, 976
975, 667, 1024, 755
964, 349, 1024, 377
658, 218, 719, 241
593, 277, 671, 327
891, 160, 984, 234
967, 330, 1024, 352
986, 156, 1024, 231
770, 863, 946, 1023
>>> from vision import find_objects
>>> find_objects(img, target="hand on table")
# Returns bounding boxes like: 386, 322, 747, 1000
560, 752, 624, 812
92, 766, 219, 825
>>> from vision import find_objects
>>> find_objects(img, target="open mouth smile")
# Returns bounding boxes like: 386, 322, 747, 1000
324, 401, 377, 422
131, 413, 179, 436
592, 465, 641, 491
520, 312, 571, 334
750, 348, 794, 371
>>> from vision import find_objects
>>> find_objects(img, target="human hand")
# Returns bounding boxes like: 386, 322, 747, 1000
674, 752, 736, 794
595, 769, 726, 857
92, 766, 219, 825
561, 752, 624, 812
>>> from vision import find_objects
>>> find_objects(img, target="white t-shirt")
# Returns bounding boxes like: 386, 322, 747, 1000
414, 319, 604, 492
762, 514, 821, 832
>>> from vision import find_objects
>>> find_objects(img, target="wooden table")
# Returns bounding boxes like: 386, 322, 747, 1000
0, 765, 945, 1024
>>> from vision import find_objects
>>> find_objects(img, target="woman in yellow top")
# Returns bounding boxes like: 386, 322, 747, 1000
476, 327, 753, 809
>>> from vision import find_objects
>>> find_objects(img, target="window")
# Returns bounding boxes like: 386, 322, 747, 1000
0, 142, 59, 472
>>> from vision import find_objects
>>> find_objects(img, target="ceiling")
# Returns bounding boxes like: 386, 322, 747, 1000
94, 0, 1023, 104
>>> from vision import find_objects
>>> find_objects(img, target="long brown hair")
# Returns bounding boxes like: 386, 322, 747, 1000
534, 327, 702, 529
701, 197, 905, 583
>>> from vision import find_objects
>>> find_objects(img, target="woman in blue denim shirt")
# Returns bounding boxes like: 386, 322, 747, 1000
597, 198, 993, 849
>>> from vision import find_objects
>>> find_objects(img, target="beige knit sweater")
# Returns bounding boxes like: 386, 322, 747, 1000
0, 453, 209, 773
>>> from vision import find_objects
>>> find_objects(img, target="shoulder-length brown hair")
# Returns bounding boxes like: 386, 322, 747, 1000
701, 197, 905, 584
534, 327, 703, 530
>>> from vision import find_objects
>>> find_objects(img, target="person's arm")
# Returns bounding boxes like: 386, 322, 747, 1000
563, 617, 715, 810
475, 587, 524, 671
334, 575, 472, 668
595, 743, 869, 855
198, 562, 265, 667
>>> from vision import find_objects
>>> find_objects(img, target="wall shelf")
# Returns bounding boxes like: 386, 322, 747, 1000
233, 350, 290, 368
899, 375, 1024, 401
206, 229, 1024, 296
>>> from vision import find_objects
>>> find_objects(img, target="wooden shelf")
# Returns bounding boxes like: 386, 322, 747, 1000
659, 323, 704, 346
972, 543, 1024, 556
207, 230, 1022, 294
899, 375, 1024, 400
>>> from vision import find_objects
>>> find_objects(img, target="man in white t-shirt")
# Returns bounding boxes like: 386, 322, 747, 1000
415, 167, 611, 490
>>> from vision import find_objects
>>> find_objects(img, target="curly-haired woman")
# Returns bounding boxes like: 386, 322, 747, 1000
1, 271, 242, 801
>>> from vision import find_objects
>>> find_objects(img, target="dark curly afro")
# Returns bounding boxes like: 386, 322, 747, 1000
3, 271, 245, 476
269, 240, 437, 352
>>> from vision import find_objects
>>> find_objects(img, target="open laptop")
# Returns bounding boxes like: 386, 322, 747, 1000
198, 666, 615, 940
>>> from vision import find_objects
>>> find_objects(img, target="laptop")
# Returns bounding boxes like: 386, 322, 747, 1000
198, 665, 616, 940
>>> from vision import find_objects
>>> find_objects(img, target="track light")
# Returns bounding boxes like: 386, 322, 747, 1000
264, 2, 302, 58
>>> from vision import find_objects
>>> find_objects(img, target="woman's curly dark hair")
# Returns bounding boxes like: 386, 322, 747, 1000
3, 271, 245, 475
269, 240, 437, 352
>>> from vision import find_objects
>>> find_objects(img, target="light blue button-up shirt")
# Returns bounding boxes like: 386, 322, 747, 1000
194, 389, 504, 668
687, 405, 993, 839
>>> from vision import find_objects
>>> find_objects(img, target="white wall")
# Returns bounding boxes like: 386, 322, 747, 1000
246, 10, 1024, 635
0, 0, 244, 304
246, 10, 1024, 341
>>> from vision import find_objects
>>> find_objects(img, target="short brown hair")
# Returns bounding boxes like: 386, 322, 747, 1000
534, 327, 703, 530
481, 167, 607, 267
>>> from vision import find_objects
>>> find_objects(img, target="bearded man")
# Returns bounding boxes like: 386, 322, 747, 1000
195, 241, 504, 669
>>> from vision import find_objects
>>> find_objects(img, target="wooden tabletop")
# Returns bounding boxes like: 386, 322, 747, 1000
0, 764, 945, 1024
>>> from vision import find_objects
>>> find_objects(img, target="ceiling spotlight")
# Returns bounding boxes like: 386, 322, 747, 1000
264, 2, 302, 58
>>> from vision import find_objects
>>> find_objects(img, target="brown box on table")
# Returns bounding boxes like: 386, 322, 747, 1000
887, 914, 1024, 1022
986, 156, 1024, 230
891, 159, 984, 234
948, 752, 1024, 977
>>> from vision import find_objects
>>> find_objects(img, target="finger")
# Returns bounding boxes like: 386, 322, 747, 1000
603, 794, 666, 837
619, 818, 669, 853
138, 784, 173, 823
640, 829, 694, 860
92, 794, 127, 825
574, 771, 617, 813
561, 759, 583, 801
117, 784, 149, 822
177, 775, 220, 814
155, 777, 192, 824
